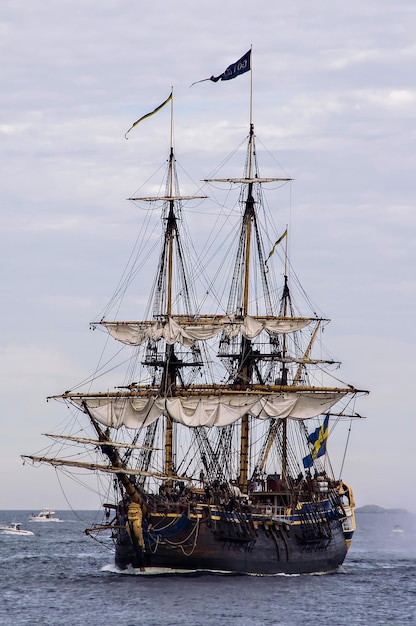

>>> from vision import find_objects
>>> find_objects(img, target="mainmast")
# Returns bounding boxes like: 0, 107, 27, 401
163, 144, 175, 480
208, 120, 292, 492
239, 123, 255, 491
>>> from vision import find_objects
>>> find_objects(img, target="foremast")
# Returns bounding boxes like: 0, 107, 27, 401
128, 95, 206, 487
26, 94, 209, 495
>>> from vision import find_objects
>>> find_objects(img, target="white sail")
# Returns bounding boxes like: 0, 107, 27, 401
101, 315, 313, 347
74, 391, 346, 429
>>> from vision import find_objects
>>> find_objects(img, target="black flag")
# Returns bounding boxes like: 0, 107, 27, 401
190, 50, 251, 87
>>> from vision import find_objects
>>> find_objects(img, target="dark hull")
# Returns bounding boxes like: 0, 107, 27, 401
114, 510, 348, 575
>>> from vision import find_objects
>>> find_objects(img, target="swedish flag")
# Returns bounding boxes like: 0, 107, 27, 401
302, 415, 329, 469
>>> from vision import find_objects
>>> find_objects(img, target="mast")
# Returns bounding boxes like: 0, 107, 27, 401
204, 55, 294, 492
281, 276, 289, 483
133, 94, 206, 485
163, 96, 176, 482
205, 123, 294, 491
239, 123, 255, 491
164, 200, 175, 478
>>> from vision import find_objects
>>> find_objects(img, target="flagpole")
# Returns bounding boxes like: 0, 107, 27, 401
168, 87, 174, 198
284, 223, 289, 277
169, 86, 174, 153
249, 44, 253, 129
248, 45, 254, 178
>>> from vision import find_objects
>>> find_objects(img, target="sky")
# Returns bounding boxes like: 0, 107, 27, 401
1, 0, 415, 512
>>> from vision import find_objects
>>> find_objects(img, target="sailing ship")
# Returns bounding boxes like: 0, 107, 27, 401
22, 79, 367, 575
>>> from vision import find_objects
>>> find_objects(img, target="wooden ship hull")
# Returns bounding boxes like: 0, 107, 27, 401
114, 503, 350, 575
111, 480, 355, 574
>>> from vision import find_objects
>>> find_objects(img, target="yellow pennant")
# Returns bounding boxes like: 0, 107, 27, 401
125, 92, 173, 139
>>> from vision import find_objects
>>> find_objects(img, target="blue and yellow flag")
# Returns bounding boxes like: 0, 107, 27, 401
125, 91, 172, 139
190, 50, 251, 87
302, 415, 329, 469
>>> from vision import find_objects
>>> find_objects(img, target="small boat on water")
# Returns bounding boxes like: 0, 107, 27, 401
0, 522, 34, 536
28, 508, 61, 522
392, 525, 404, 534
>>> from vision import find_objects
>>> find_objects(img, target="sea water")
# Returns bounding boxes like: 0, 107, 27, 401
0, 510, 414, 626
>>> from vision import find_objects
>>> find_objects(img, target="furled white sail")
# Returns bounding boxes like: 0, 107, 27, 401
101, 315, 313, 347
74, 391, 346, 429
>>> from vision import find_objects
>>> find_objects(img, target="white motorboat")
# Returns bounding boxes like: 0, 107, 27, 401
0, 522, 34, 536
28, 508, 61, 522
